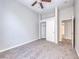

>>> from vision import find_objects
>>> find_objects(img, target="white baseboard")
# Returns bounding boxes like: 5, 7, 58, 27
75, 48, 79, 57
0, 39, 38, 53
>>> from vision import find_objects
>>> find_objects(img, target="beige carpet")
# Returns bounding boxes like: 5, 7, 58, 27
0, 39, 78, 59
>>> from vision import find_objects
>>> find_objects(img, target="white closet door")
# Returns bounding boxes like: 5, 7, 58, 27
41, 23, 46, 38
46, 18, 55, 43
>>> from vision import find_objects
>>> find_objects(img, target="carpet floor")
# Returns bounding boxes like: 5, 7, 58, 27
0, 39, 78, 59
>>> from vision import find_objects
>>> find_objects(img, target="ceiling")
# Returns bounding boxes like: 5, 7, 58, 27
17, 0, 74, 14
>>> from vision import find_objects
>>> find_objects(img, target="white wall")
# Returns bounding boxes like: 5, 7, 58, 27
59, 6, 74, 41
0, 0, 5, 51
0, 0, 2, 18
0, 0, 39, 51
0, 0, 2, 39
41, 9, 55, 20
59, 6, 74, 20
75, 0, 79, 57
0, 0, 4, 40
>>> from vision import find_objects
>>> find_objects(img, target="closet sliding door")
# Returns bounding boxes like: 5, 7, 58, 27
46, 17, 56, 43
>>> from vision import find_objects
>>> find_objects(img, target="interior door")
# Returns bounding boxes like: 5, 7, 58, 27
40, 22, 46, 38
46, 18, 56, 43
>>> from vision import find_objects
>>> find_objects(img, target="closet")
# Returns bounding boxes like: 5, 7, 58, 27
39, 8, 58, 43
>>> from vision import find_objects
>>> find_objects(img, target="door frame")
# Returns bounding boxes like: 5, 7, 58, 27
58, 16, 75, 48
72, 16, 75, 48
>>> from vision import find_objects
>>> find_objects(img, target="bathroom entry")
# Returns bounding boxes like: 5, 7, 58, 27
60, 19, 75, 48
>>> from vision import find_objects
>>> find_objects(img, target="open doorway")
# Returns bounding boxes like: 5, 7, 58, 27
59, 19, 75, 48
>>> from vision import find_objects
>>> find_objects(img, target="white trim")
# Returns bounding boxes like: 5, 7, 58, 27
55, 7, 59, 44
0, 39, 38, 53
72, 16, 75, 48
75, 48, 79, 57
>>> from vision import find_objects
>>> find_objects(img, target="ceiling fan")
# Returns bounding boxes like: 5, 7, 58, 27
32, 0, 51, 9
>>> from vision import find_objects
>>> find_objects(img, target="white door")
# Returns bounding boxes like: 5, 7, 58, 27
46, 18, 56, 43
41, 23, 46, 38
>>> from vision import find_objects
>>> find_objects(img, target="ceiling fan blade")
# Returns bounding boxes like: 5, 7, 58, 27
40, 3, 43, 9
32, 1, 37, 6
42, 0, 51, 2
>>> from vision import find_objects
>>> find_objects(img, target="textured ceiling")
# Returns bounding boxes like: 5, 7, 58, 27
17, 0, 74, 14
